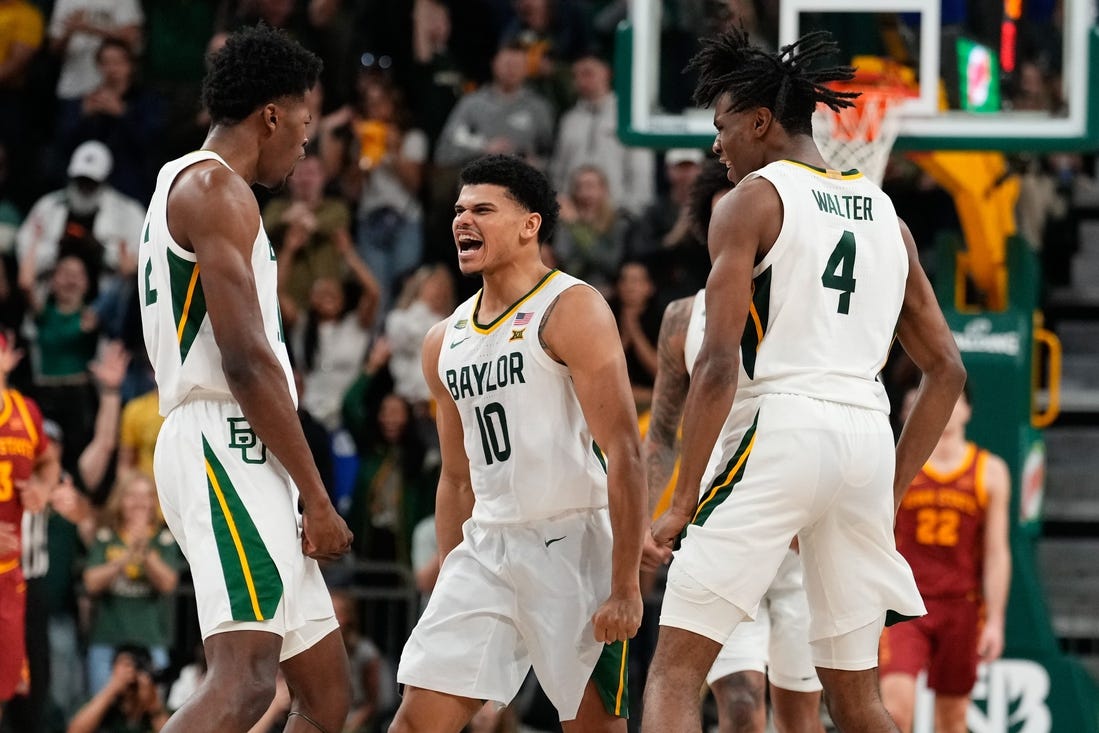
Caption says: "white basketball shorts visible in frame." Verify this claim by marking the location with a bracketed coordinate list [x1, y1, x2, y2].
[707, 548, 821, 692]
[665, 393, 925, 663]
[397, 507, 629, 721]
[155, 397, 336, 661]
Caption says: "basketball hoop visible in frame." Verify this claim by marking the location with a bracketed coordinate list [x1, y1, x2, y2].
[812, 61, 918, 186]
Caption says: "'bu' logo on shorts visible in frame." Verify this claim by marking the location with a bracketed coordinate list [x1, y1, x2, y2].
[227, 418, 267, 464]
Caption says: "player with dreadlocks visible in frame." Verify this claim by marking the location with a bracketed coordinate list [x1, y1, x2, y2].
[641, 28, 966, 733]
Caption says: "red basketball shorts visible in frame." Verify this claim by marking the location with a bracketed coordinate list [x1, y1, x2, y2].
[879, 595, 981, 696]
[0, 566, 27, 702]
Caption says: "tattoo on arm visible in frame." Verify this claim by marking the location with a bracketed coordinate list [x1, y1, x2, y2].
[648, 305, 691, 443]
[538, 290, 564, 359]
[645, 299, 693, 505]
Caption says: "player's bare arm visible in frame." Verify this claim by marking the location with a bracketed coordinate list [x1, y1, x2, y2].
[13, 398, 60, 513]
[168, 162, 352, 560]
[979, 452, 1012, 661]
[893, 218, 967, 510]
[640, 297, 692, 570]
[420, 320, 475, 558]
[644, 296, 693, 515]
[652, 179, 776, 547]
[20, 443, 60, 514]
[541, 285, 646, 643]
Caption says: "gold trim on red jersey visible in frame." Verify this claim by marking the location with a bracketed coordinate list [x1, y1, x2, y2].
[921, 442, 977, 485]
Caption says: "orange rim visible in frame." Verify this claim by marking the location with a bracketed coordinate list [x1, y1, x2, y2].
[819, 81, 916, 141]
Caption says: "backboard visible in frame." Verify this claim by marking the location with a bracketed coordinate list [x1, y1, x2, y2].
[616, 0, 1099, 152]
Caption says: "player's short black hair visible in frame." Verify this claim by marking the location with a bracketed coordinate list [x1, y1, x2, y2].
[688, 27, 857, 136]
[688, 158, 736, 243]
[201, 24, 322, 126]
[459, 155, 560, 243]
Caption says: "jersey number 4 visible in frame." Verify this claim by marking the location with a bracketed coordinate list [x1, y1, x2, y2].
[821, 230, 856, 314]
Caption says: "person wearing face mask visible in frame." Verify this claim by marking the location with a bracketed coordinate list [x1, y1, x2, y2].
[15, 141, 145, 329]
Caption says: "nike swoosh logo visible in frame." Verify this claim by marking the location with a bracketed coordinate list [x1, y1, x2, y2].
[544, 536, 566, 547]
[450, 337, 470, 349]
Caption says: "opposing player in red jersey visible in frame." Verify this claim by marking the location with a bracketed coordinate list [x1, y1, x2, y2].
[0, 332, 59, 724]
[880, 387, 1011, 733]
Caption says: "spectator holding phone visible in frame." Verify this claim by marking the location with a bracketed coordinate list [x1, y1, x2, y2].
[67, 645, 169, 733]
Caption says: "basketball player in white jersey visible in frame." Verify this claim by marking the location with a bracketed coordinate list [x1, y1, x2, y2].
[643, 161, 824, 733]
[388, 155, 646, 733]
[138, 25, 353, 733]
[641, 29, 967, 733]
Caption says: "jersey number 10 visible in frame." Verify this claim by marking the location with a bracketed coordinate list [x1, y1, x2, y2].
[475, 402, 512, 464]
[821, 230, 857, 314]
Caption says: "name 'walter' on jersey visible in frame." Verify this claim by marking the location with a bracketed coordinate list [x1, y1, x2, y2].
[734, 160, 910, 413]
[138, 151, 295, 416]
[439, 270, 608, 524]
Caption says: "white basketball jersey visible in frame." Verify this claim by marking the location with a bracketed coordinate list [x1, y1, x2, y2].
[682, 289, 729, 498]
[438, 270, 608, 524]
[734, 160, 908, 413]
[139, 151, 295, 416]
[684, 289, 705, 378]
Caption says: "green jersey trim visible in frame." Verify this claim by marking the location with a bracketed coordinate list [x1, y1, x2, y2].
[782, 159, 863, 180]
[741, 266, 772, 379]
[168, 248, 207, 362]
[470, 270, 559, 334]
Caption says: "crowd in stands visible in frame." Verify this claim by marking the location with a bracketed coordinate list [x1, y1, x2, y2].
[0, 1, 1091, 732]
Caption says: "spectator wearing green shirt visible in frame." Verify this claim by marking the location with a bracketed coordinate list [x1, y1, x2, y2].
[18, 249, 100, 471]
[82, 472, 181, 696]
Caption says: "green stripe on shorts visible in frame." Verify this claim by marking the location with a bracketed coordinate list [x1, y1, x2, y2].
[885, 609, 920, 627]
[591, 639, 629, 718]
[202, 435, 283, 621]
[692, 411, 759, 527]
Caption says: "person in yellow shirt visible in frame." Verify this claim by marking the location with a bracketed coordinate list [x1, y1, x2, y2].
[0, 0, 44, 186]
[118, 387, 163, 478]
[0, 0, 42, 89]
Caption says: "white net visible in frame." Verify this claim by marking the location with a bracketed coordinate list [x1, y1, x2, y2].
[812, 88, 907, 186]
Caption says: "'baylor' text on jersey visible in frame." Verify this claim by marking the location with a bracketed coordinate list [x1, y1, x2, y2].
[138, 151, 295, 416]
[734, 160, 909, 413]
[439, 270, 608, 524]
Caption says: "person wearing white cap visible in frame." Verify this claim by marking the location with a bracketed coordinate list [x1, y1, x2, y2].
[625, 147, 710, 300]
[68, 138, 113, 183]
[629, 149, 705, 256]
[663, 148, 705, 168]
[14, 139, 146, 303]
